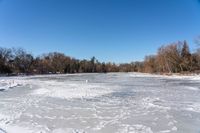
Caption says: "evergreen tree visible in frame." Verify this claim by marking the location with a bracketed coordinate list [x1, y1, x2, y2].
[181, 41, 192, 71]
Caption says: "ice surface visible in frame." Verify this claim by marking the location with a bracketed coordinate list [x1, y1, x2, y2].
[0, 73, 200, 133]
[32, 81, 113, 99]
[0, 79, 24, 91]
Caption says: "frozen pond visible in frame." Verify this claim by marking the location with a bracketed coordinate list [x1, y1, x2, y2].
[0, 73, 200, 133]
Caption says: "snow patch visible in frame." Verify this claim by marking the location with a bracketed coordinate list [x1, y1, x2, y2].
[32, 81, 113, 99]
[184, 86, 199, 91]
[141, 97, 170, 111]
[52, 128, 85, 133]
[129, 72, 200, 81]
[185, 103, 200, 113]
[118, 124, 153, 133]
[0, 113, 36, 133]
[0, 79, 25, 91]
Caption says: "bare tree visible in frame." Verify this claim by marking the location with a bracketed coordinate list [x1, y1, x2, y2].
[156, 42, 183, 73]
[0, 47, 13, 73]
[144, 55, 157, 73]
[13, 48, 34, 74]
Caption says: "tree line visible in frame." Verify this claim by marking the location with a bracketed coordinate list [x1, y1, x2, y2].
[0, 40, 200, 75]
[143, 41, 200, 74]
[0, 48, 119, 75]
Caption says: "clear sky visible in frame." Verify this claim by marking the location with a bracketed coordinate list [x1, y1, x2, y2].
[0, 0, 200, 63]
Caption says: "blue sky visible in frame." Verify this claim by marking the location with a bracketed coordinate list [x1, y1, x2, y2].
[0, 0, 200, 63]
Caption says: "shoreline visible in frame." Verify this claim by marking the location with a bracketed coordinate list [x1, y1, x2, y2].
[1, 71, 200, 77]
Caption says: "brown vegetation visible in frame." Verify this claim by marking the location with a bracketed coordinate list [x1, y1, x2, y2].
[0, 40, 200, 75]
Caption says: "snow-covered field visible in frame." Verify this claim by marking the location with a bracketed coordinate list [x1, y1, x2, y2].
[0, 73, 200, 133]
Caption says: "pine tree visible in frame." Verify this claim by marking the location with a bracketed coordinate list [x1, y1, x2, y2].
[181, 41, 192, 71]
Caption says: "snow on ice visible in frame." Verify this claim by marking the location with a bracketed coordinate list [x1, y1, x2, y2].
[0, 73, 200, 133]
